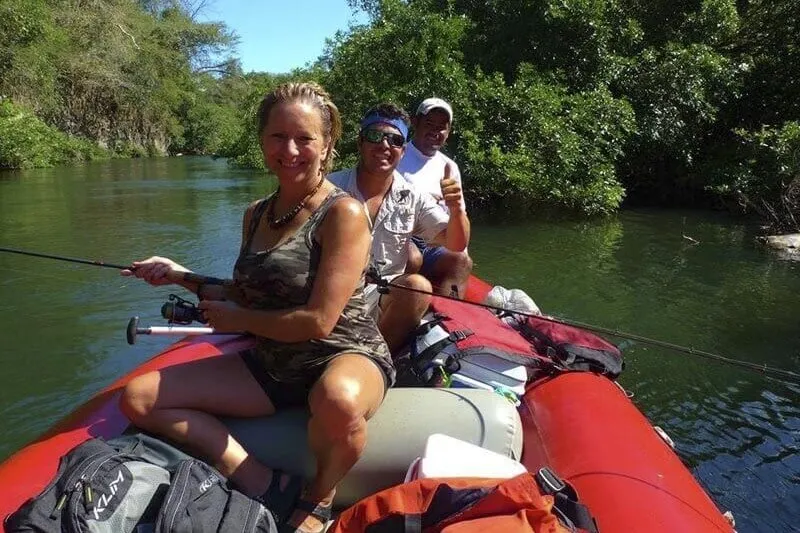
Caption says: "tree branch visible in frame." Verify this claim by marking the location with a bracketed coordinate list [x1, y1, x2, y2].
[195, 60, 235, 73]
[115, 23, 140, 50]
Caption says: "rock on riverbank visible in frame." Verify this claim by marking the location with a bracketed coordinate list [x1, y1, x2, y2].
[757, 233, 800, 260]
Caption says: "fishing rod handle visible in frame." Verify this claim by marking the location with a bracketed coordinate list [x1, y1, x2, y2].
[126, 316, 242, 344]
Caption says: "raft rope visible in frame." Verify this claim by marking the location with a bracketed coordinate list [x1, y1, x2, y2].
[375, 277, 800, 385]
[2, 246, 797, 384]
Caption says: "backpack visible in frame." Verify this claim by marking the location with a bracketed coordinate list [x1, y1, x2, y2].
[517, 316, 624, 379]
[4, 433, 277, 533]
[394, 297, 552, 389]
[329, 469, 599, 533]
[395, 296, 623, 388]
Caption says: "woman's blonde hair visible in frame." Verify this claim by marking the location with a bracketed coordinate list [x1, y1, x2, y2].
[256, 82, 342, 173]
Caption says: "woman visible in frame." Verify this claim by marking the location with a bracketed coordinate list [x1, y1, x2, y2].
[120, 82, 394, 533]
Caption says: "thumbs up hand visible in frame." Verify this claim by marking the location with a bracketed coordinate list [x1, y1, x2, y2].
[440, 163, 464, 213]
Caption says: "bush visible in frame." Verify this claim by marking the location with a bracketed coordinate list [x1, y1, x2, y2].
[704, 122, 800, 232]
[0, 98, 108, 169]
[460, 66, 635, 215]
[318, 2, 634, 215]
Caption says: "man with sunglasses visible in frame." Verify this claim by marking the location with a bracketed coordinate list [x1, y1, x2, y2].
[328, 103, 469, 353]
[397, 97, 473, 298]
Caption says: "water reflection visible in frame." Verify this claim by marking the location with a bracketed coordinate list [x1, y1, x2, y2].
[0, 158, 798, 531]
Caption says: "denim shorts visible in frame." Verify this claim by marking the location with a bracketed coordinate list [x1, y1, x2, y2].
[411, 236, 448, 275]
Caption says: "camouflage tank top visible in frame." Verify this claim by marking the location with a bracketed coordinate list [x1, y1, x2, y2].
[229, 188, 394, 385]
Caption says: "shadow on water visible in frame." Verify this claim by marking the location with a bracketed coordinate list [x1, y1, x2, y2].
[0, 158, 798, 530]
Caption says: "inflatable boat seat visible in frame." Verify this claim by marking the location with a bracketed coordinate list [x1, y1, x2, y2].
[223, 387, 523, 508]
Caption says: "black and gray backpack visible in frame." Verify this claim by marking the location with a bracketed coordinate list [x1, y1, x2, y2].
[4, 433, 277, 533]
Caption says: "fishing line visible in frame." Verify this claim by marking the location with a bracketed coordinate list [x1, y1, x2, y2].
[376, 277, 800, 384]
[3, 246, 796, 382]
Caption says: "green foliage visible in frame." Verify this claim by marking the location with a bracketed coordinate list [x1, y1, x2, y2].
[171, 71, 249, 155]
[681, 0, 740, 45]
[704, 122, 800, 232]
[322, 0, 470, 157]
[620, 44, 739, 157]
[462, 67, 634, 215]
[732, 0, 800, 127]
[615, 43, 742, 201]
[0, 0, 238, 167]
[424, 0, 636, 90]
[3, 0, 798, 227]
[0, 0, 48, 62]
[320, 0, 633, 215]
[0, 99, 108, 169]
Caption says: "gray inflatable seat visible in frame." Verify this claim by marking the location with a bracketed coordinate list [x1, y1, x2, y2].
[223, 387, 523, 508]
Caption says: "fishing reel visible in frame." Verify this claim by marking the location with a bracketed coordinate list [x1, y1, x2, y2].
[161, 294, 206, 325]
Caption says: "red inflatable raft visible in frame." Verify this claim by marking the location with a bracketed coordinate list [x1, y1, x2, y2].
[0, 276, 734, 532]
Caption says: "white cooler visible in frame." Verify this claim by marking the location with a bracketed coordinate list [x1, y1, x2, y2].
[405, 433, 527, 482]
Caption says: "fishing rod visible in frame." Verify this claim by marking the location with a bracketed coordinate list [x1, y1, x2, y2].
[0, 247, 238, 345]
[129, 275, 799, 382]
[0, 247, 232, 286]
[375, 278, 800, 384]
[125, 316, 242, 345]
[4, 246, 796, 382]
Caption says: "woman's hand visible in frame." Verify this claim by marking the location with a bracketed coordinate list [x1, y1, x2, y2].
[198, 299, 245, 333]
[121, 256, 190, 286]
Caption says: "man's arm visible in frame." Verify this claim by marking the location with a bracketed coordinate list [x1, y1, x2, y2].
[435, 202, 470, 251]
[431, 163, 469, 250]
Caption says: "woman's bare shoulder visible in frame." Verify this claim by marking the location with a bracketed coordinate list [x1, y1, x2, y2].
[328, 195, 366, 217]
[321, 195, 369, 236]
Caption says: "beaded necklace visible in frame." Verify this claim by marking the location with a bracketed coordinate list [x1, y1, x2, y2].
[267, 176, 325, 229]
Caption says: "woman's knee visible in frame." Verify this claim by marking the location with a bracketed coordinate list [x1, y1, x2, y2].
[309, 358, 385, 435]
[119, 371, 160, 422]
[308, 377, 364, 435]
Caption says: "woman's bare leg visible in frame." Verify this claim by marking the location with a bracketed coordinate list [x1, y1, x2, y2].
[119, 354, 276, 496]
[287, 353, 386, 532]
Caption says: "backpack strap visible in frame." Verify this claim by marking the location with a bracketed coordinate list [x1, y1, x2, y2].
[535, 467, 599, 533]
[404, 514, 422, 533]
[449, 345, 555, 370]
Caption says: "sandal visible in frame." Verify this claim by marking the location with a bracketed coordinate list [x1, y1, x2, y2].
[279, 496, 333, 533]
[257, 469, 305, 524]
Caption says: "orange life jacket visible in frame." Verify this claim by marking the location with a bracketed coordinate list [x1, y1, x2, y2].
[330, 471, 598, 533]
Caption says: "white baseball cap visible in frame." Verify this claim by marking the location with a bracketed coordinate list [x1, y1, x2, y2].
[415, 98, 453, 122]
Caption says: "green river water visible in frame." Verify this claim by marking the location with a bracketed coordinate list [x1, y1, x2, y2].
[0, 157, 797, 530]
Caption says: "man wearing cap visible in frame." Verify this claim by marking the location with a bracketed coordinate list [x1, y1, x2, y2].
[397, 97, 473, 297]
[329, 103, 469, 352]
